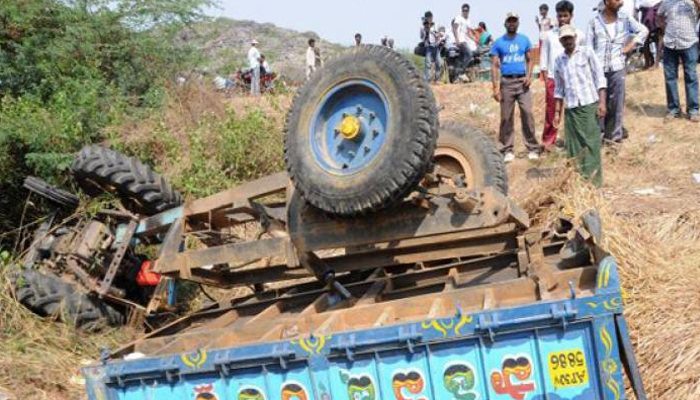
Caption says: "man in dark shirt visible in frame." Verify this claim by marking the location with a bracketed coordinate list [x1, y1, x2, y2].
[490, 12, 541, 163]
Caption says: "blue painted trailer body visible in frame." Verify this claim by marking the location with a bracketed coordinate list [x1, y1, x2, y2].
[84, 257, 640, 400]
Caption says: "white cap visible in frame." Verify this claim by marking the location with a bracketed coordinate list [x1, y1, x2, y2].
[251, 39, 259, 45]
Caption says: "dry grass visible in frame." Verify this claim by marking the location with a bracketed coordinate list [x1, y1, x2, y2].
[0, 267, 139, 399]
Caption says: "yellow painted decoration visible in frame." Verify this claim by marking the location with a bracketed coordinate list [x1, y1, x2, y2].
[181, 349, 207, 369]
[292, 335, 331, 355]
[421, 314, 473, 337]
[547, 349, 589, 389]
[599, 326, 621, 400]
[598, 259, 613, 289]
[337, 115, 361, 140]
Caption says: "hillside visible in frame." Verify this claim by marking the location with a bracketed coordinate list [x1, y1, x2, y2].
[179, 17, 346, 83]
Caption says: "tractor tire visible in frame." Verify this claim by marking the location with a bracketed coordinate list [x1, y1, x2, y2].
[71, 145, 182, 216]
[13, 269, 71, 317]
[285, 45, 439, 216]
[435, 121, 508, 195]
[23, 176, 80, 210]
[61, 291, 125, 332]
[12, 269, 125, 332]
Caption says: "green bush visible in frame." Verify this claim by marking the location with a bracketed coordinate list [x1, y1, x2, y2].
[0, 0, 212, 236]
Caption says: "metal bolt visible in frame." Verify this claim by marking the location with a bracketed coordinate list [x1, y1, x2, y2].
[364, 146, 371, 155]
[372, 129, 380, 138]
[334, 128, 340, 136]
[356, 105, 363, 114]
[369, 112, 376, 120]
[342, 112, 348, 118]
[348, 151, 356, 159]
[342, 163, 349, 169]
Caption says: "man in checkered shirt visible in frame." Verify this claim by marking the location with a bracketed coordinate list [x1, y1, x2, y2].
[587, 0, 648, 144]
[659, 0, 700, 122]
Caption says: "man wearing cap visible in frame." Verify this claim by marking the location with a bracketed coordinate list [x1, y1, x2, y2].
[540, 1, 586, 150]
[586, 0, 648, 144]
[490, 12, 541, 163]
[554, 25, 607, 187]
[248, 39, 262, 95]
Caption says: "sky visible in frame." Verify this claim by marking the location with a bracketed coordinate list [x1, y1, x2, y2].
[210, 0, 636, 49]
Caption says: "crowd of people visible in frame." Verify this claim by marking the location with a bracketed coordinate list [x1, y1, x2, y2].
[241, 0, 699, 188]
[486, 0, 698, 188]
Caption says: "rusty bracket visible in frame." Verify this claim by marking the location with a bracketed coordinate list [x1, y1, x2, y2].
[99, 219, 138, 297]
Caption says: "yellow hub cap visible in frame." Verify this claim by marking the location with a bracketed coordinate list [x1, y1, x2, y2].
[337, 115, 361, 140]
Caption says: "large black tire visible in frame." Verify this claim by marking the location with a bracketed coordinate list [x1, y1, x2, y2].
[285, 45, 439, 216]
[23, 176, 80, 209]
[71, 145, 182, 216]
[435, 121, 508, 195]
[12, 269, 125, 331]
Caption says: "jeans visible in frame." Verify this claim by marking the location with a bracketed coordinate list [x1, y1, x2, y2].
[251, 66, 261, 95]
[663, 45, 699, 116]
[424, 46, 443, 82]
[600, 69, 626, 142]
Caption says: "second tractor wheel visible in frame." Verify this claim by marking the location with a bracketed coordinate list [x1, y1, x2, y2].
[433, 121, 508, 194]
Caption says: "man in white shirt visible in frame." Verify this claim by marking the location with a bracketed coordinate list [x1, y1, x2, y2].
[306, 38, 319, 80]
[536, 3, 555, 44]
[247, 39, 261, 95]
[453, 4, 478, 66]
[540, 0, 585, 149]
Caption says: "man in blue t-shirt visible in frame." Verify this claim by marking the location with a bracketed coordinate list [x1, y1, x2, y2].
[490, 12, 541, 163]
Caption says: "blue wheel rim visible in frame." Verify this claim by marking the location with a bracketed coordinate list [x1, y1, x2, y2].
[310, 79, 390, 176]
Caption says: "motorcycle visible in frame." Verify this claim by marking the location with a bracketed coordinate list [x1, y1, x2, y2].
[234, 67, 279, 94]
[444, 45, 490, 84]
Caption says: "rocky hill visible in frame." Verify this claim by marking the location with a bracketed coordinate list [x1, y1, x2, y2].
[178, 18, 346, 83]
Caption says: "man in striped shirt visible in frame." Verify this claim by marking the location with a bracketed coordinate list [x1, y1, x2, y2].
[587, 0, 648, 144]
[554, 25, 607, 187]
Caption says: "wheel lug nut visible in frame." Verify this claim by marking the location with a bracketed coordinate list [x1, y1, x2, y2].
[369, 112, 376, 120]
[356, 105, 363, 114]
[348, 151, 356, 159]
[364, 146, 371, 154]
[334, 128, 340, 136]
[372, 129, 379, 138]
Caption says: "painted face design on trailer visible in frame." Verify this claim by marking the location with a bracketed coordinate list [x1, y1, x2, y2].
[238, 387, 265, 400]
[194, 384, 220, 400]
[490, 356, 536, 400]
[392, 370, 428, 400]
[347, 375, 376, 400]
[443, 363, 478, 400]
[281, 383, 309, 400]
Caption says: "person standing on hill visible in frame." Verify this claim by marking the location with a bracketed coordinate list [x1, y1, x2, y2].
[636, 0, 664, 68]
[453, 4, 479, 67]
[658, 0, 700, 122]
[554, 25, 607, 187]
[586, 0, 648, 144]
[421, 11, 443, 82]
[490, 12, 541, 163]
[536, 3, 555, 46]
[478, 22, 494, 46]
[540, 0, 586, 150]
[248, 39, 262, 96]
[354, 33, 363, 46]
[306, 38, 322, 80]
